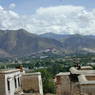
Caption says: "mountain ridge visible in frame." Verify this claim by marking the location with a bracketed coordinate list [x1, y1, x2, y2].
[0, 29, 63, 58]
[0, 29, 95, 58]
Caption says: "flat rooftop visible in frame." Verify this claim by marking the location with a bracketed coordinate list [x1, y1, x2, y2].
[56, 72, 70, 76]
[70, 66, 95, 75]
[78, 74, 95, 85]
[24, 93, 40, 95]
[0, 69, 20, 74]
[80, 66, 93, 70]
[23, 72, 41, 76]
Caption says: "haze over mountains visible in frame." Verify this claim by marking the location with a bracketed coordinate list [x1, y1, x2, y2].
[0, 29, 95, 58]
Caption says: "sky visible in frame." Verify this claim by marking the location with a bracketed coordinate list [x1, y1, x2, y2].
[0, 0, 95, 35]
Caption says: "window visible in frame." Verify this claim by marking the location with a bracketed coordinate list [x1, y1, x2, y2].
[7, 79, 10, 91]
[14, 77, 17, 88]
[18, 77, 21, 87]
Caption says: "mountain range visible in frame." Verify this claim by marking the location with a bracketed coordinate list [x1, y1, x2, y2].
[0, 29, 95, 58]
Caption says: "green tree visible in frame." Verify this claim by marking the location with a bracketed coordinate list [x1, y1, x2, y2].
[35, 68, 55, 94]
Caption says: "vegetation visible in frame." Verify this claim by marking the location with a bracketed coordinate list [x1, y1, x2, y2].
[34, 68, 55, 93]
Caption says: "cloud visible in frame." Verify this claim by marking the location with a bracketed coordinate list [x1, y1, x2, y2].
[0, 5, 95, 35]
[0, 6, 20, 29]
[9, 3, 16, 9]
[30, 6, 95, 35]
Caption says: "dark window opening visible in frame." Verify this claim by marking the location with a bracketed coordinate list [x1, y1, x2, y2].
[18, 77, 21, 87]
[7, 79, 10, 91]
[69, 73, 79, 82]
[14, 77, 17, 88]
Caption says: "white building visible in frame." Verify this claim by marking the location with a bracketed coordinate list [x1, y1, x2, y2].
[0, 68, 43, 95]
[0, 69, 22, 95]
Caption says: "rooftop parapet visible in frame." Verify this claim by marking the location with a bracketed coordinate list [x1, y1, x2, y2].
[56, 72, 70, 76]
[70, 66, 95, 75]
[0, 69, 20, 74]
[80, 66, 93, 70]
[23, 72, 41, 76]
[78, 74, 95, 85]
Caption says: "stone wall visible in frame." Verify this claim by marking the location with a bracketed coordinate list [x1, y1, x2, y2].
[86, 76, 95, 81]
[21, 73, 43, 95]
[56, 75, 71, 95]
[80, 84, 95, 95]
[22, 75, 39, 92]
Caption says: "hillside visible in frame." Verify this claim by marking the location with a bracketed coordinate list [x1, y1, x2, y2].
[0, 30, 95, 58]
[40, 33, 95, 55]
[40, 32, 70, 41]
[0, 29, 63, 58]
[62, 34, 95, 54]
